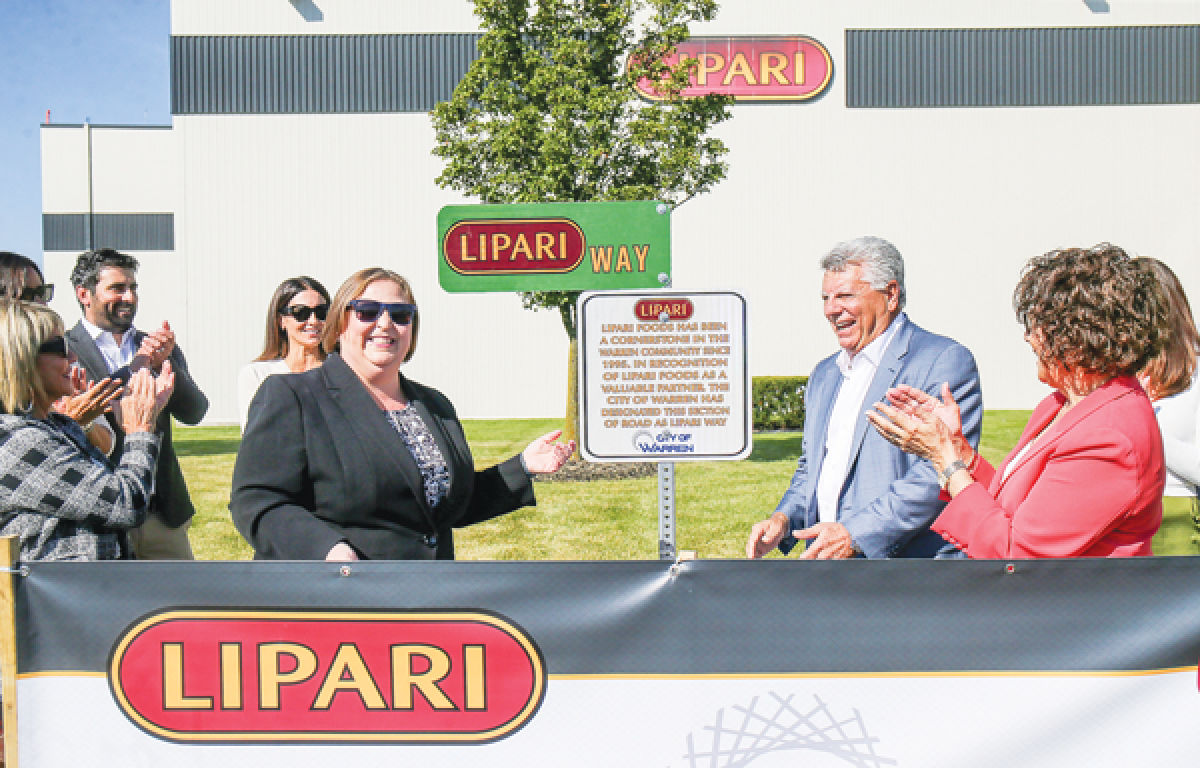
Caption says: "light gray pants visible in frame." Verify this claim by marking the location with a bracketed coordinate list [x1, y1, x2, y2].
[128, 516, 194, 560]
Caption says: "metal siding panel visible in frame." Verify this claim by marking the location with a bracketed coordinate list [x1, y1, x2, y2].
[92, 214, 175, 251]
[171, 33, 481, 114]
[43, 214, 172, 252]
[42, 214, 88, 252]
[847, 25, 1200, 108]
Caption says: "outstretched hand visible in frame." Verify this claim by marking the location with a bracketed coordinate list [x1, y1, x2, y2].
[521, 430, 576, 474]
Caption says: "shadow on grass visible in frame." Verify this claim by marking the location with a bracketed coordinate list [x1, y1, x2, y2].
[747, 433, 803, 462]
[175, 438, 242, 458]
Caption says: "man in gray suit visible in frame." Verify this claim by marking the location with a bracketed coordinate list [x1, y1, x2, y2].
[747, 236, 983, 560]
[66, 248, 209, 559]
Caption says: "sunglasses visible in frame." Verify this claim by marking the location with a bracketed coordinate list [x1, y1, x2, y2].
[37, 336, 69, 359]
[3, 284, 54, 303]
[347, 300, 417, 326]
[281, 304, 329, 323]
[22, 284, 54, 303]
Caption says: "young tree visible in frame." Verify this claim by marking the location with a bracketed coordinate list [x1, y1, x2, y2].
[431, 0, 732, 447]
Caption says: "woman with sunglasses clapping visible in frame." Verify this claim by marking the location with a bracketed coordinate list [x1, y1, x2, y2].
[231, 267, 575, 561]
[0, 251, 120, 457]
[0, 300, 174, 562]
[238, 277, 331, 432]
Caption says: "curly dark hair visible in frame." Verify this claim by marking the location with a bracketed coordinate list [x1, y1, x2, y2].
[69, 248, 139, 295]
[1013, 244, 1167, 378]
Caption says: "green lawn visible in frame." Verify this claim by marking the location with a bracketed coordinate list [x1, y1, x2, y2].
[176, 410, 1197, 560]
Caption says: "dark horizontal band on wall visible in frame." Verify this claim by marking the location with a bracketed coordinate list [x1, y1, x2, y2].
[171, 34, 480, 114]
[847, 25, 1200, 107]
[43, 214, 175, 252]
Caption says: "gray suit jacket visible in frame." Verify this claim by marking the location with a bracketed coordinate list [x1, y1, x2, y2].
[775, 317, 983, 559]
[66, 321, 209, 528]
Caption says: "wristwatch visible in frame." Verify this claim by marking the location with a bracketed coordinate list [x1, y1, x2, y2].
[939, 459, 969, 490]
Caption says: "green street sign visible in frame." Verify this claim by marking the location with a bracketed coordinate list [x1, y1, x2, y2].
[437, 201, 671, 293]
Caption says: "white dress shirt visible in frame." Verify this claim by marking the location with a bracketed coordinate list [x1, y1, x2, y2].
[238, 359, 291, 432]
[815, 313, 906, 524]
[80, 316, 138, 373]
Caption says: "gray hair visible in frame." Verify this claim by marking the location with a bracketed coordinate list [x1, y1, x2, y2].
[819, 236, 906, 310]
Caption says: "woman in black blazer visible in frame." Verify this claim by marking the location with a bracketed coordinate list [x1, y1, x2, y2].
[230, 267, 574, 560]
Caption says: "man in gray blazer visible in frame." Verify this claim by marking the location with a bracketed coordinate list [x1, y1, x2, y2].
[66, 248, 209, 559]
[747, 237, 983, 560]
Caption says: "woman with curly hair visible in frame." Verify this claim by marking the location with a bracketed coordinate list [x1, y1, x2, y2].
[869, 244, 1167, 558]
[1137, 258, 1200, 554]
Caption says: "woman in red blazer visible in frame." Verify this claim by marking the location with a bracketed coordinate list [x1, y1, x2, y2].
[869, 244, 1168, 558]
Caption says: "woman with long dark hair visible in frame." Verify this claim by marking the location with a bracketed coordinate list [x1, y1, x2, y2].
[237, 276, 330, 431]
[1138, 258, 1200, 554]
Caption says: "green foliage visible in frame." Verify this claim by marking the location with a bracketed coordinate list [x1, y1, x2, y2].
[431, 0, 734, 337]
[752, 376, 807, 431]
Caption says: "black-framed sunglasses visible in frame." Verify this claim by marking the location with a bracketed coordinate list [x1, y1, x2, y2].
[280, 304, 329, 323]
[346, 300, 417, 326]
[37, 336, 69, 359]
[20, 284, 54, 303]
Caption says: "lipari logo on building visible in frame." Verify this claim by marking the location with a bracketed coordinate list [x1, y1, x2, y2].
[634, 36, 833, 102]
[108, 609, 546, 744]
[438, 202, 671, 293]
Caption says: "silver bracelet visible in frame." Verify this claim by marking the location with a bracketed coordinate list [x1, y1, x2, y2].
[939, 459, 969, 490]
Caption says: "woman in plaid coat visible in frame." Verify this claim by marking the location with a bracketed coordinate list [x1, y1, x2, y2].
[0, 300, 174, 562]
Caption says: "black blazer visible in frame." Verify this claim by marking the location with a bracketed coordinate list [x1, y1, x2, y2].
[66, 321, 210, 528]
[229, 353, 536, 560]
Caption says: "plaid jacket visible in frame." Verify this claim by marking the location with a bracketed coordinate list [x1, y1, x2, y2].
[0, 413, 161, 562]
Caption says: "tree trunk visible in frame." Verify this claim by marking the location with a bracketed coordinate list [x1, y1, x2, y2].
[559, 299, 580, 451]
[565, 337, 579, 449]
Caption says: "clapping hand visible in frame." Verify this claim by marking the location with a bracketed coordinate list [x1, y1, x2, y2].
[867, 383, 963, 468]
[520, 430, 576, 474]
[134, 321, 176, 372]
[54, 367, 123, 425]
[119, 362, 175, 434]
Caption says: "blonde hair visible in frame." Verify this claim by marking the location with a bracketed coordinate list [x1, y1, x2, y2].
[0, 300, 64, 414]
[322, 268, 419, 362]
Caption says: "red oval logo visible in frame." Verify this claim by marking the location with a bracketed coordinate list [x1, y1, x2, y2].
[443, 218, 585, 274]
[108, 609, 545, 744]
[634, 36, 833, 102]
[634, 298, 694, 322]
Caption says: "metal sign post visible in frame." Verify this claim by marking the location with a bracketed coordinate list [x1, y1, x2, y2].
[657, 462, 675, 560]
[577, 291, 750, 560]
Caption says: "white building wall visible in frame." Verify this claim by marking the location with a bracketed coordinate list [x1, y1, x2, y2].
[40, 125, 191, 367]
[43, 0, 1200, 422]
[173, 114, 569, 424]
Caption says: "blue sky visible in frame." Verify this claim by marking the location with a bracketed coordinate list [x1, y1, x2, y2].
[0, 0, 171, 265]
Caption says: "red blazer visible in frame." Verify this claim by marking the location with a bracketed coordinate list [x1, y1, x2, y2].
[932, 377, 1164, 558]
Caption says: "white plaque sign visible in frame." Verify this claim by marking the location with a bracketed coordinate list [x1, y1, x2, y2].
[578, 291, 750, 462]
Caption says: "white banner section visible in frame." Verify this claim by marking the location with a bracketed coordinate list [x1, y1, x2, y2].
[19, 671, 1200, 767]
[578, 291, 750, 462]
